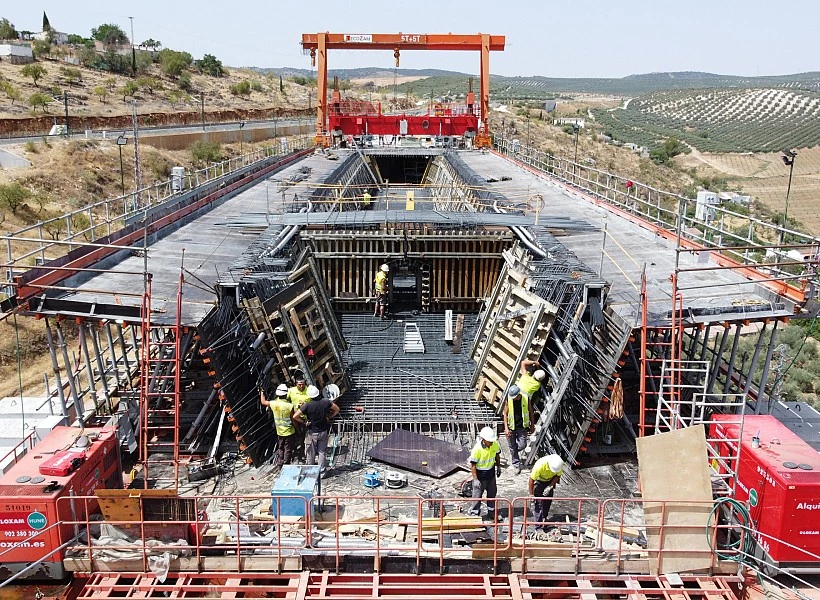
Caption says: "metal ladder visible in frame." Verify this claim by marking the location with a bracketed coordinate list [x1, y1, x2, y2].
[403, 323, 425, 353]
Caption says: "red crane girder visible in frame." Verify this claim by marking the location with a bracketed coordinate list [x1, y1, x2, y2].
[301, 33, 505, 147]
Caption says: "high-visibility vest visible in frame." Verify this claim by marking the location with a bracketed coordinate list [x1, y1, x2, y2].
[516, 372, 541, 397]
[507, 392, 531, 429]
[470, 440, 500, 471]
[363, 192, 371, 206]
[271, 399, 295, 437]
[374, 271, 387, 293]
[530, 456, 563, 483]
[287, 386, 310, 408]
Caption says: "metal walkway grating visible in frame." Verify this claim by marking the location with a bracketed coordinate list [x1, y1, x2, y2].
[338, 312, 497, 424]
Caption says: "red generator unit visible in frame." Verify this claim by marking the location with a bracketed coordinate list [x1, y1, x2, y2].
[0, 425, 121, 580]
[709, 414, 820, 573]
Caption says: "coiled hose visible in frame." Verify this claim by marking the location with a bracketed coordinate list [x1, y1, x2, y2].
[708, 497, 756, 564]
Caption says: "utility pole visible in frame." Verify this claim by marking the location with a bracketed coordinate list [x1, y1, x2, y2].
[129, 17, 136, 78]
[573, 125, 580, 164]
[200, 92, 205, 131]
[132, 102, 143, 204]
[63, 91, 69, 136]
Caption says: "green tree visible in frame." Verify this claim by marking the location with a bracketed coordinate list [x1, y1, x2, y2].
[158, 49, 193, 78]
[141, 38, 162, 51]
[195, 53, 226, 77]
[136, 76, 161, 95]
[177, 72, 192, 92]
[135, 50, 154, 74]
[0, 18, 19, 40]
[92, 85, 108, 103]
[30, 39, 51, 58]
[21, 63, 47, 87]
[166, 90, 187, 107]
[59, 66, 82, 87]
[0, 182, 32, 215]
[190, 141, 223, 165]
[2, 82, 22, 105]
[77, 46, 98, 67]
[91, 23, 129, 46]
[279, 74, 284, 93]
[28, 92, 50, 112]
[119, 80, 139, 102]
[67, 33, 87, 45]
[42, 11, 51, 32]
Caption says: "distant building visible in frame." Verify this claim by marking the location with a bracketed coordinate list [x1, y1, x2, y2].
[543, 100, 557, 112]
[695, 190, 718, 222]
[34, 30, 69, 45]
[554, 117, 585, 128]
[94, 40, 131, 55]
[0, 43, 34, 64]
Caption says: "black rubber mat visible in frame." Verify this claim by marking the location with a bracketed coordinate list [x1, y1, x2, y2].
[366, 428, 471, 478]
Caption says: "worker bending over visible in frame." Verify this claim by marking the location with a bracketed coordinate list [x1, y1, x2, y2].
[469, 427, 501, 516]
[260, 383, 297, 466]
[374, 263, 389, 320]
[516, 360, 546, 398]
[504, 385, 534, 474]
[293, 385, 339, 476]
[528, 454, 564, 531]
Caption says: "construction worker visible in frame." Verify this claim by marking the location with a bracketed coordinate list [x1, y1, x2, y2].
[260, 384, 297, 466]
[293, 385, 339, 476]
[287, 376, 311, 409]
[363, 189, 372, 208]
[374, 263, 389, 320]
[503, 385, 535, 474]
[469, 427, 501, 516]
[516, 360, 546, 398]
[528, 454, 564, 531]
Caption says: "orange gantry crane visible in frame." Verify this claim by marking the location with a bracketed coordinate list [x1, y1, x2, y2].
[300, 33, 505, 147]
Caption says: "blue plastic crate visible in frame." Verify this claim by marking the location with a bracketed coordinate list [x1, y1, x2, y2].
[270, 465, 321, 518]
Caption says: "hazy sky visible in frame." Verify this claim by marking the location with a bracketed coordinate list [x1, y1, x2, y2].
[4, 1, 818, 78]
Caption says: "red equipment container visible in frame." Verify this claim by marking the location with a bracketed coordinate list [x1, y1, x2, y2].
[0, 426, 121, 580]
[709, 414, 820, 571]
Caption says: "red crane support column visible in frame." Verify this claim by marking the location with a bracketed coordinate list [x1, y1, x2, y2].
[316, 32, 328, 146]
[476, 33, 492, 148]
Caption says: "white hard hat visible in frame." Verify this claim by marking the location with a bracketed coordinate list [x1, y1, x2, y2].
[479, 427, 497, 443]
[275, 383, 288, 397]
[547, 454, 564, 473]
[322, 383, 340, 401]
[533, 370, 546, 381]
[381, 263, 390, 272]
[306, 385, 320, 399]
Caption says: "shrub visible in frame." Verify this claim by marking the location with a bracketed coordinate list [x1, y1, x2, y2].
[92, 85, 108, 102]
[177, 72, 193, 92]
[158, 49, 193, 78]
[119, 80, 139, 102]
[59, 66, 82, 87]
[196, 54, 226, 77]
[191, 141, 222, 165]
[24, 141, 38, 153]
[0, 182, 32, 214]
[230, 80, 251, 96]
[250, 80, 263, 93]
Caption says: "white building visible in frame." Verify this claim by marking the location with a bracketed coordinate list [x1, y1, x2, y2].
[34, 30, 69, 45]
[695, 190, 719, 222]
[0, 43, 34, 64]
[553, 117, 585, 129]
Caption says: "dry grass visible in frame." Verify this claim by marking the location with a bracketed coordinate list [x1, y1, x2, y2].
[677, 146, 820, 233]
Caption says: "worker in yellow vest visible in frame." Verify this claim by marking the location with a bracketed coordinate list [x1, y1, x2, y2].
[374, 263, 389, 320]
[363, 190, 372, 208]
[528, 454, 564, 531]
[287, 376, 311, 408]
[503, 385, 535, 474]
[516, 360, 546, 397]
[468, 427, 501, 516]
[260, 384, 297, 466]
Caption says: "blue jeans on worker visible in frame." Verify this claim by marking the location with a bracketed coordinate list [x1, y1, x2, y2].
[507, 429, 527, 467]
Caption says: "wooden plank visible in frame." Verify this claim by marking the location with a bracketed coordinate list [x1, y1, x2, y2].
[637, 425, 714, 576]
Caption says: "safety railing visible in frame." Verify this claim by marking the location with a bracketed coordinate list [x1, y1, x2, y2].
[494, 135, 820, 303]
[0, 429, 38, 473]
[1, 135, 312, 273]
[41, 492, 774, 577]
